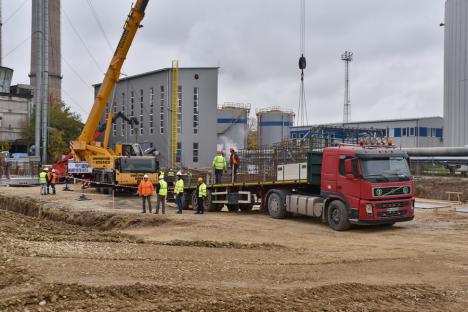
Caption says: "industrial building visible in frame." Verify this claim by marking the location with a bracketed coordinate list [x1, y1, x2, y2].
[443, 0, 467, 147]
[0, 67, 33, 153]
[290, 117, 444, 148]
[256, 107, 295, 146]
[217, 103, 250, 151]
[96, 67, 218, 168]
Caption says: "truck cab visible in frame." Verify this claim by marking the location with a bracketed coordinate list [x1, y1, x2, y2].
[321, 146, 414, 230]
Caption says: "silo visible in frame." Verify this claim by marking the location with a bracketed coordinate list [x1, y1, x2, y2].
[444, 0, 468, 146]
[0, 66, 13, 93]
[256, 107, 295, 146]
[217, 103, 251, 151]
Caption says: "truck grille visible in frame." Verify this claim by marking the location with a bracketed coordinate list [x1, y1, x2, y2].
[375, 202, 408, 209]
[377, 210, 408, 218]
[373, 186, 411, 197]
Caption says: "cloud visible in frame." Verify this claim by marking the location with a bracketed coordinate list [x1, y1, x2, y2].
[2, 0, 445, 124]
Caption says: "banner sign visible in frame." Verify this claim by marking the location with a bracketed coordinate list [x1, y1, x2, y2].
[68, 161, 93, 174]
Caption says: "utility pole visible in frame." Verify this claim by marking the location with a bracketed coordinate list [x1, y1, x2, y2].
[0, 0, 3, 66]
[34, 0, 44, 158]
[41, 0, 50, 163]
[341, 51, 353, 124]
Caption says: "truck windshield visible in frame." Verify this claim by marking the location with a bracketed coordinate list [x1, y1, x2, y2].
[119, 158, 157, 173]
[360, 157, 411, 182]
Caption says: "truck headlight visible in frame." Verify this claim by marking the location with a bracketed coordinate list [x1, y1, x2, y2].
[366, 204, 373, 216]
[410, 201, 415, 213]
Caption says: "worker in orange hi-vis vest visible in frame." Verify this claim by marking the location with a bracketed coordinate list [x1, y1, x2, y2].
[229, 148, 240, 182]
[138, 174, 154, 213]
[50, 169, 58, 195]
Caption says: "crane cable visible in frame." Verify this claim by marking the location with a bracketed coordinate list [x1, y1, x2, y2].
[297, 0, 308, 127]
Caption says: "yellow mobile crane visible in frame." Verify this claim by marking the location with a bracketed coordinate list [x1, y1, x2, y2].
[70, 0, 158, 192]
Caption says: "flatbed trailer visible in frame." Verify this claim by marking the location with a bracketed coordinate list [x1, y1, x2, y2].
[176, 145, 415, 231]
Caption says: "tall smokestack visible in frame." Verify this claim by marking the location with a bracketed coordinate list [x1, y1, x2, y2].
[0, 0, 3, 66]
[31, 0, 61, 104]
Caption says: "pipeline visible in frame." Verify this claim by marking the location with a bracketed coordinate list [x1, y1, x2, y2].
[403, 147, 468, 157]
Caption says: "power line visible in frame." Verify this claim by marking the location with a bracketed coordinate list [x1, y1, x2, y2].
[3, 0, 28, 26]
[62, 87, 89, 117]
[61, 6, 105, 74]
[85, 0, 114, 52]
[3, 35, 31, 60]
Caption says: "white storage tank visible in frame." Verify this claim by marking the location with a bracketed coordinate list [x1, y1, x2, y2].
[256, 107, 295, 146]
[444, 0, 468, 146]
[217, 103, 251, 151]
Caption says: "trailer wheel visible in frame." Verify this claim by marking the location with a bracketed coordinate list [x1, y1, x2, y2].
[227, 204, 239, 212]
[191, 190, 220, 212]
[182, 193, 190, 210]
[327, 200, 351, 231]
[267, 191, 287, 219]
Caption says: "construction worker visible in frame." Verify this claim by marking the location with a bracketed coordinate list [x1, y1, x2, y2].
[50, 169, 58, 195]
[39, 168, 48, 195]
[195, 177, 207, 214]
[155, 174, 167, 214]
[212, 151, 227, 184]
[46, 168, 52, 194]
[229, 148, 240, 182]
[174, 172, 184, 214]
[138, 174, 154, 213]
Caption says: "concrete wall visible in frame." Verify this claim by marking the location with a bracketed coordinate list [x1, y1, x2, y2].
[443, 0, 468, 147]
[96, 67, 218, 168]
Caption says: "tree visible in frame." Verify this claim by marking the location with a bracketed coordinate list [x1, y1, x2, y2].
[23, 102, 83, 162]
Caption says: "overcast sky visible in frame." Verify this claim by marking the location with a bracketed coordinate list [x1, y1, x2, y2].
[3, 0, 446, 124]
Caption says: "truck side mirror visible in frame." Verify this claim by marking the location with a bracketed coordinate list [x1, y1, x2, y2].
[351, 158, 362, 178]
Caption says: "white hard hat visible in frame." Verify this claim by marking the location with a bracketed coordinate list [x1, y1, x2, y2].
[143, 174, 149, 179]
[44, 167, 49, 171]
[176, 171, 182, 176]
[52, 169, 56, 173]
[159, 175, 164, 179]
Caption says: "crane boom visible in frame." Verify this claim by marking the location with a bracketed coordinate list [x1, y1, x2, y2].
[78, 0, 149, 144]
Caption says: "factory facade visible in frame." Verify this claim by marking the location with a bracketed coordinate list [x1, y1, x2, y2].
[96, 67, 219, 168]
[290, 117, 444, 148]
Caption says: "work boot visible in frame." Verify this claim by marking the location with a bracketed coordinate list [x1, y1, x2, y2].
[141, 211, 146, 214]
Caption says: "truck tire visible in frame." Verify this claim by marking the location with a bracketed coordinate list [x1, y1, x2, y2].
[102, 174, 112, 195]
[327, 200, 351, 231]
[227, 204, 239, 212]
[267, 191, 288, 219]
[191, 190, 221, 212]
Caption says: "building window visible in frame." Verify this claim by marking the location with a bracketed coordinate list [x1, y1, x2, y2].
[402, 128, 407, 137]
[130, 126, 134, 136]
[150, 87, 154, 114]
[122, 92, 126, 113]
[121, 124, 126, 137]
[130, 91, 135, 116]
[193, 87, 199, 134]
[149, 114, 154, 134]
[139, 115, 144, 135]
[176, 142, 182, 164]
[178, 86, 182, 134]
[160, 86, 165, 134]
[193, 143, 199, 163]
[112, 124, 117, 136]
[409, 127, 415, 136]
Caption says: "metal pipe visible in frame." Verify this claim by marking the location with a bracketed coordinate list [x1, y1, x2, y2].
[404, 147, 468, 157]
[34, 0, 43, 158]
[41, 0, 49, 163]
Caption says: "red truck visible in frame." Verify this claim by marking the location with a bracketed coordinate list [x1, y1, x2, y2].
[181, 144, 415, 231]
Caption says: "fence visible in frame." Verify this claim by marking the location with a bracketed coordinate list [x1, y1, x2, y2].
[0, 157, 41, 186]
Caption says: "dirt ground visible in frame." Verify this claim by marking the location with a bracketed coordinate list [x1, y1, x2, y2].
[1, 185, 468, 311]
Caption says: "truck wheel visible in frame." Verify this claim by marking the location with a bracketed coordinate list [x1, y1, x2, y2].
[182, 193, 190, 210]
[327, 201, 351, 231]
[268, 191, 287, 219]
[191, 190, 221, 212]
[102, 174, 112, 195]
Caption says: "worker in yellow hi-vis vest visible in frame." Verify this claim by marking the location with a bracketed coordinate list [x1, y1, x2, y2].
[212, 151, 227, 184]
[174, 172, 184, 214]
[195, 177, 207, 214]
[156, 174, 167, 214]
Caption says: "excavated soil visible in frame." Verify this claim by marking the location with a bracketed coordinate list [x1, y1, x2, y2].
[1, 186, 468, 311]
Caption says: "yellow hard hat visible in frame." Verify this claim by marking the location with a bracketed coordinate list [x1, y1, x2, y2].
[198, 177, 203, 182]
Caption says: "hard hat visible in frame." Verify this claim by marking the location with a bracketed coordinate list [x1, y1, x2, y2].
[159, 175, 164, 180]
[52, 169, 56, 173]
[44, 167, 49, 171]
[176, 171, 182, 176]
[230, 147, 235, 152]
[143, 174, 149, 179]
[198, 177, 203, 182]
